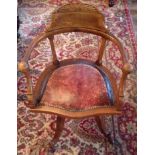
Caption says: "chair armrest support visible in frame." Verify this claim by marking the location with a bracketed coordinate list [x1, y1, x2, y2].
[18, 61, 34, 106]
[119, 63, 133, 97]
[17, 33, 48, 108]
[103, 31, 133, 99]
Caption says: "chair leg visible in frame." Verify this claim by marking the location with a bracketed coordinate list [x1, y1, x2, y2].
[50, 116, 65, 146]
[95, 116, 113, 144]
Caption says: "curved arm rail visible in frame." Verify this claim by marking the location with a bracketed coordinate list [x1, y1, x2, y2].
[23, 32, 48, 62]
[18, 27, 133, 107]
[22, 27, 129, 65]
[119, 63, 133, 98]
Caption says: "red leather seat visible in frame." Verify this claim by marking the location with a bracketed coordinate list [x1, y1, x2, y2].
[41, 64, 112, 110]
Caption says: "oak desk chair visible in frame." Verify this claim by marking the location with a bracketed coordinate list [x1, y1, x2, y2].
[18, 4, 132, 147]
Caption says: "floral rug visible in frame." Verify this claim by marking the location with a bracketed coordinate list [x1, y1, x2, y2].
[17, 0, 137, 154]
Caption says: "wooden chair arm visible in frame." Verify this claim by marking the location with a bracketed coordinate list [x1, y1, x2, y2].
[23, 32, 48, 62]
[104, 32, 133, 99]
[17, 32, 48, 107]
[122, 63, 133, 73]
[119, 63, 133, 97]
[18, 61, 33, 105]
[18, 61, 29, 72]
[106, 32, 127, 64]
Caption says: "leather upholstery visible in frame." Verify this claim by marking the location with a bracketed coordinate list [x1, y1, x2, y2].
[41, 64, 113, 110]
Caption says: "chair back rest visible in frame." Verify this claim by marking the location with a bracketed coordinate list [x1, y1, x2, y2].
[45, 4, 109, 65]
[47, 3, 106, 32]
[23, 3, 127, 66]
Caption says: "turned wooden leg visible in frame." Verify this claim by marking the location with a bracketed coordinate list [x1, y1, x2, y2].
[95, 116, 113, 144]
[51, 116, 65, 145]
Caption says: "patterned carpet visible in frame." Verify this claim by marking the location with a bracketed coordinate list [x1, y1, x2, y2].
[17, 0, 137, 154]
